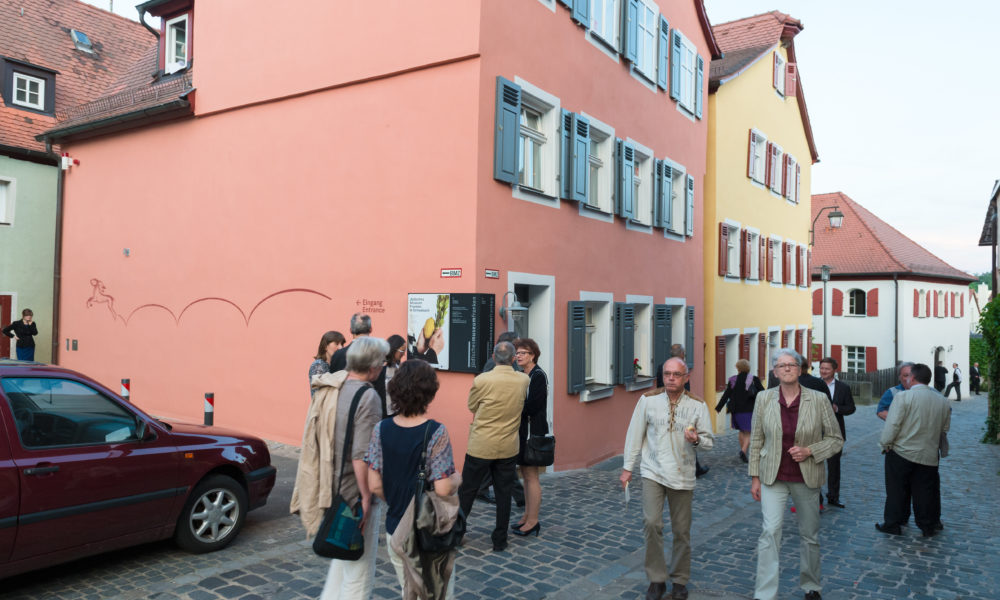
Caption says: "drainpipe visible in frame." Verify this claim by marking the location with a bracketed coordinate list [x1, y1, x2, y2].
[138, 8, 161, 41]
[49, 142, 64, 364]
[893, 273, 899, 367]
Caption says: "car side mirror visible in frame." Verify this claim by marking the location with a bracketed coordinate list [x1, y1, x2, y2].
[136, 419, 149, 442]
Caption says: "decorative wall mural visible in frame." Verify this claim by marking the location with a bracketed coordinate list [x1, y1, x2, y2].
[85, 279, 332, 326]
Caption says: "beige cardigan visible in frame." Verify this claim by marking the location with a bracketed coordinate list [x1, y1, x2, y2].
[748, 386, 843, 489]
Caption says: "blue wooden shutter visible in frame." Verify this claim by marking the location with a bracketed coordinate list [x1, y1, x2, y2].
[669, 30, 681, 101]
[572, 113, 590, 202]
[685, 174, 694, 236]
[695, 55, 704, 119]
[494, 76, 521, 184]
[616, 139, 636, 220]
[653, 159, 664, 227]
[623, 0, 639, 63]
[685, 306, 695, 371]
[571, 0, 589, 26]
[560, 109, 573, 199]
[615, 302, 635, 385]
[567, 301, 586, 393]
[657, 16, 669, 90]
[661, 163, 673, 230]
[653, 304, 672, 377]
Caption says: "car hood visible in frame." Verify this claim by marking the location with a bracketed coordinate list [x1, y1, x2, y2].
[162, 420, 267, 444]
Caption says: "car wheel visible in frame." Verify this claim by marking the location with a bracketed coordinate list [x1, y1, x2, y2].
[174, 474, 248, 553]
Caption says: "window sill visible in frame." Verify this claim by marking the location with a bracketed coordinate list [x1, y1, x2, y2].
[580, 383, 615, 403]
[582, 202, 611, 215]
[626, 377, 654, 392]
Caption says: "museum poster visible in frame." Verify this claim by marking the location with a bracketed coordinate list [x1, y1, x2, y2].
[407, 293, 495, 373]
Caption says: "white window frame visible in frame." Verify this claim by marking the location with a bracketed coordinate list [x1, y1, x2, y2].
[773, 51, 786, 96]
[848, 289, 866, 316]
[770, 235, 783, 286]
[677, 31, 698, 114]
[12, 72, 45, 110]
[798, 245, 808, 287]
[784, 154, 797, 201]
[629, 139, 654, 227]
[580, 292, 614, 396]
[917, 289, 926, 318]
[512, 78, 560, 205]
[746, 228, 761, 281]
[627, 295, 654, 386]
[750, 129, 767, 184]
[633, 0, 659, 82]
[769, 143, 783, 195]
[0, 177, 14, 226]
[589, 0, 621, 51]
[580, 113, 615, 219]
[165, 14, 189, 74]
[845, 346, 865, 374]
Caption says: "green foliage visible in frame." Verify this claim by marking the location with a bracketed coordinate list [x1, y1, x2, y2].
[978, 297, 1000, 443]
[970, 336, 989, 380]
[972, 272, 991, 287]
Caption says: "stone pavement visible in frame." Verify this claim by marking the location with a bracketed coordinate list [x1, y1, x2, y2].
[4, 394, 998, 599]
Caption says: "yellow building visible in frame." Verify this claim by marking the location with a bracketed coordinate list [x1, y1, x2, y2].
[703, 12, 820, 432]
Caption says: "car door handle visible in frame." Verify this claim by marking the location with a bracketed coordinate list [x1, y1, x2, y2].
[25, 465, 60, 476]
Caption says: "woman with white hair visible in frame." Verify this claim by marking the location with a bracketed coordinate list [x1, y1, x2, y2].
[321, 336, 390, 599]
[747, 348, 843, 600]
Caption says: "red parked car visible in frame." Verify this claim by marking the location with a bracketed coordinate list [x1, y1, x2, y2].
[0, 360, 276, 578]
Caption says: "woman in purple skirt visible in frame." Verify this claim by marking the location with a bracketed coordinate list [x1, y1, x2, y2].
[716, 359, 763, 462]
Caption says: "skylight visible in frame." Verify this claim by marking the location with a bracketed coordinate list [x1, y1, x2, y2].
[71, 29, 94, 53]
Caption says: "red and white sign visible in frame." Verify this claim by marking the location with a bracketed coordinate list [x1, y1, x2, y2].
[440, 268, 462, 278]
[485, 269, 499, 279]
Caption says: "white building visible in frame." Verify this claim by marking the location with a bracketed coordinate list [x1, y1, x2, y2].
[969, 283, 990, 334]
[811, 192, 975, 395]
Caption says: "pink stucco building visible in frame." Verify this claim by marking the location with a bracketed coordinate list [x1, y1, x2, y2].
[43, 0, 720, 469]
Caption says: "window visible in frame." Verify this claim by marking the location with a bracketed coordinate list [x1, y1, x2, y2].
[767, 143, 783, 194]
[1, 378, 141, 448]
[631, 301, 652, 380]
[165, 14, 189, 74]
[784, 155, 797, 201]
[748, 129, 767, 183]
[773, 52, 786, 96]
[70, 29, 94, 53]
[631, 143, 654, 226]
[798, 246, 808, 287]
[520, 106, 546, 190]
[718, 223, 740, 278]
[0, 178, 11, 225]
[584, 116, 614, 213]
[770, 237, 782, 283]
[633, 1, 658, 81]
[493, 78, 559, 198]
[670, 30, 703, 117]
[590, 0, 620, 48]
[845, 346, 865, 374]
[13, 72, 44, 110]
[585, 305, 596, 382]
[746, 230, 760, 280]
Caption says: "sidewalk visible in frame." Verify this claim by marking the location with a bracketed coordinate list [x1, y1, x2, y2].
[4, 394, 998, 599]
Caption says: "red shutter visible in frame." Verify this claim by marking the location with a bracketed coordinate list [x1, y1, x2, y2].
[830, 344, 842, 369]
[758, 335, 768, 380]
[764, 143, 773, 188]
[951, 292, 956, 316]
[782, 242, 790, 284]
[832, 288, 843, 316]
[807, 329, 814, 361]
[795, 247, 803, 286]
[785, 63, 798, 97]
[794, 329, 803, 355]
[766, 240, 774, 281]
[759, 235, 768, 280]
[868, 288, 879, 317]
[718, 223, 729, 276]
[739, 334, 750, 360]
[781, 155, 789, 196]
[781, 330, 789, 348]
[812, 289, 823, 315]
[944, 293, 950, 317]
[961, 293, 965, 316]
[806, 250, 812, 282]
[865, 346, 877, 372]
[933, 291, 939, 317]
[747, 130, 755, 179]
[913, 289, 919, 317]
[926, 291, 931, 316]
[739, 229, 748, 279]
[715, 336, 727, 391]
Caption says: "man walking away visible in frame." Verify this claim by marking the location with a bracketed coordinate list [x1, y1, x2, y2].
[621, 358, 713, 600]
[876, 363, 950, 537]
[943, 363, 962, 401]
[477, 331, 526, 508]
[457, 342, 529, 552]
[969, 363, 981, 395]
[933, 361, 947, 393]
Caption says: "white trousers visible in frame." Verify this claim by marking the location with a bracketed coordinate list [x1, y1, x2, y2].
[321, 500, 384, 600]
[755, 480, 822, 600]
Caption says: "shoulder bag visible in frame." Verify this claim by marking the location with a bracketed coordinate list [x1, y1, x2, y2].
[522, 368, 555, 467]
[414, 421, 466, 553]
[313, 384, 370, 559]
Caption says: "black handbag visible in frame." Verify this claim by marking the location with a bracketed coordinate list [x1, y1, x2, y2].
[313, 385, 370, 560]
[523, 434, 555, 467]
[413, 421, 466, 553]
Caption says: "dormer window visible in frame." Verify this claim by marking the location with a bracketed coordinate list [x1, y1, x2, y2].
[13, 72, 45, 110]
[71, 29, 94, 53]
[165, 14, 188, 74]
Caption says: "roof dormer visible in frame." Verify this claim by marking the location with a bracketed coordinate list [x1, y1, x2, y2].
[138, 0, 193, 77]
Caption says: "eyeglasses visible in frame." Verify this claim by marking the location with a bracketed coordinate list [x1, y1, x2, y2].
[395, 348, 405, 355]
[515, 351, 531, 356]
[774, 363, 801, 370]
[663, 371, 687, 379]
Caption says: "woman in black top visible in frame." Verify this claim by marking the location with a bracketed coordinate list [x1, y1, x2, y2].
[3, 309, 38, 361]
[512, 338, 548, 537]
[715, 359, 763, 462]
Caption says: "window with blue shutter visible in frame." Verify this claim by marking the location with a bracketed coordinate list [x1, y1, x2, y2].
[623, 0, 639, 63]
[494, 76, 521, 184]
[685, 174, 694, 236]
[695, 55, 704, 119]
[572, 113, 590, 203]
[614, 302, 635, 385]
[657, 16, 669, 90]
[685, 306, 695, 371]
[561, 109, 573, 199]
[661, 163, 674, 230]
[653, 160, 664, 227]
[616, 139, 636, 220]
[669, 29, 681, 102]
[571, 0, 589, 25]
[653, 304, 672, 376]
[567, 301, 587, 393]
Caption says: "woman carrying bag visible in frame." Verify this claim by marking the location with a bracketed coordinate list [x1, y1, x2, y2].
[715, 359, 764, 463]
[512, 338, 549, 538]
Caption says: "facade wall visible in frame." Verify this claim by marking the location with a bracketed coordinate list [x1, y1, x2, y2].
[0, 155, 56, 363]
[704, 42, 812, 428]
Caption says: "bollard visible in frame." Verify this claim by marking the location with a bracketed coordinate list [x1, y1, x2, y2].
[121, 379, 131, 402]
[204, 393, 214, 426]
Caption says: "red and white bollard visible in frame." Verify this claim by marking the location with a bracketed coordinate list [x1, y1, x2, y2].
[121, 379, 131, 402]
[204, 393, 214, 426]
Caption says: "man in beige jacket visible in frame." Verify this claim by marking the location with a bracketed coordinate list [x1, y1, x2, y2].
[457, 341, 529, 552]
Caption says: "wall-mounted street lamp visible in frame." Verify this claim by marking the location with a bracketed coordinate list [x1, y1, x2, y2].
[499, 291, 529, 333]
[821, 265, 831, 358]
[809, 205, 845, 246]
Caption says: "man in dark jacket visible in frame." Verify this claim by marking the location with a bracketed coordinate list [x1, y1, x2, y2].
[934, 361, 948, 392]
[819, 357, 856, 508]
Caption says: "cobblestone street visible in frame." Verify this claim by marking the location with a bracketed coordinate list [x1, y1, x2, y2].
[4, 395, 998, 600]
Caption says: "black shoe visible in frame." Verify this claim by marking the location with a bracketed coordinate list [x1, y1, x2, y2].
[511, 523, 540, 537]
[695, 465, 709, 478]
[671, 583, 689, 600]
[645, 582, 667, 600]
[921, 528, 937, 538]
[492, 540, 507, 552]
[935, 521, 944, 531]
[804, 592, 822, 600]
[826, 498, 845, 508]
[875, 522, 902, 535]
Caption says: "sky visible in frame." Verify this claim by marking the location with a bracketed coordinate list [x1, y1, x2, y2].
[83, 0, 998, 276]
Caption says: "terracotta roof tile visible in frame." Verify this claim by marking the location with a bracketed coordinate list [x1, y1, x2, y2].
[0, 0, 153, 154]
[811, 192, 975, 282]
[710, 11, 799, 83]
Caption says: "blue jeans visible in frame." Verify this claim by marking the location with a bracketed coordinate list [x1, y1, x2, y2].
[15, 347, 34, 361]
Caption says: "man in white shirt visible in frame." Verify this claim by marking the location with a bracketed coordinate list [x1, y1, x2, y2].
[620, 358, 713, 600]
[942, 363, 962, 401]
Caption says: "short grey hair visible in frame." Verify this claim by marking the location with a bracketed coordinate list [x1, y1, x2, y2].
[771, 347, 803, 368]
[350, 313, 372, 336]
[493, 341, 515, 366]
[897, 361, 915, 375]
[346, 336, 389, 372]
[497, 331, 519, 345]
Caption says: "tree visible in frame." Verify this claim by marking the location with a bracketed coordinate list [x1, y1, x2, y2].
[978, 296, 1000, 444]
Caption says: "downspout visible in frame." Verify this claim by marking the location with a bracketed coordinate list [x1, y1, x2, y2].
[893, 273, 899, 367]
[48, 141, 64, 364]
[138, 8, 161, 41]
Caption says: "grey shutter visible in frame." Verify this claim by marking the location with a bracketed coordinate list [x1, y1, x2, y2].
[567, 301, 586, 393]
[623, 0, 639, 63]
[494, 76, 521, 184]
[662, 163, 673, 230]
[656, 16, 669, 90]
[653, 304, 672, 377]
[669, 29, 681, 101]
[685, 306, 695, 371]
[614, 302, 635, 385]
[616, 140, 635, 220]
[653, 159, 664, 228]
[695, 55, 704, 119]
[572, 113, 590, 202]
[685, 174, 694, 236]
[571, 0, 589, 25]
[560, 109, 573, 199]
